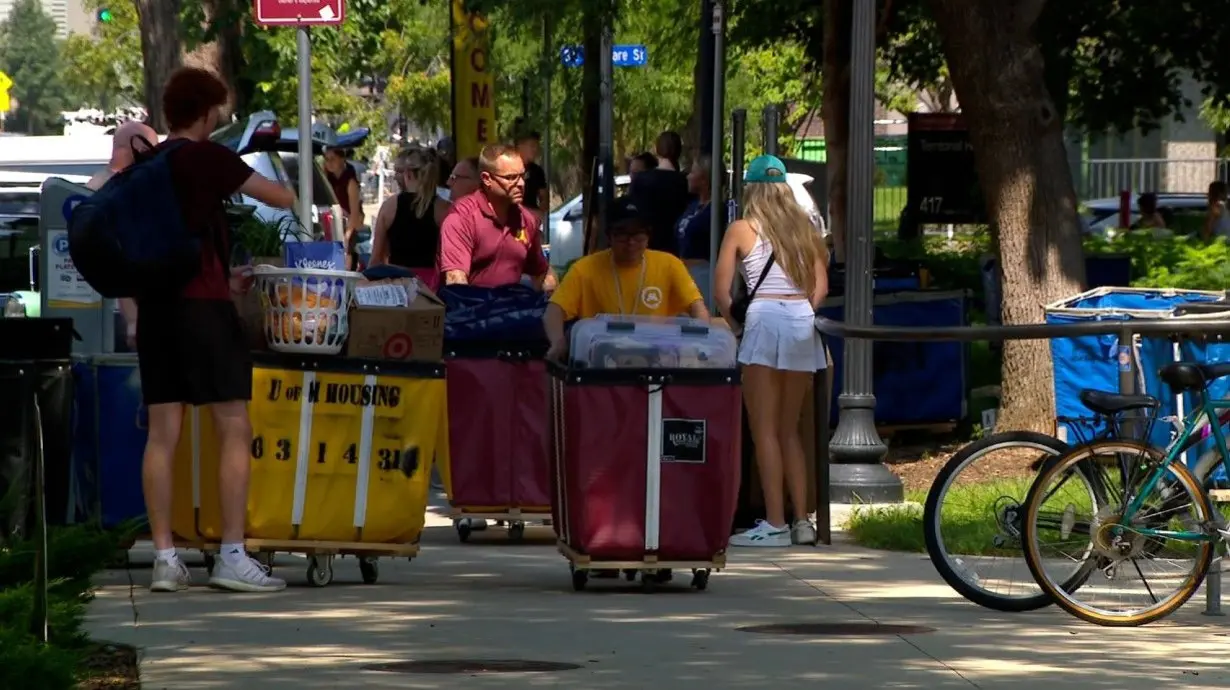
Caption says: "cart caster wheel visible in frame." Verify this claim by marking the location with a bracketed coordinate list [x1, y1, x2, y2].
[691, 569, 710, 591]
[571, 566, 589, 591]
[623, 569, 637, 582]
[359, 557, 379, 584]
[307, 556, 333, 587]
[203, 552, 216, 577]
[654, 569, 673, 584]
[457, 522, 472, 543]
[640, 575, 656, 592]
[508, 521, 526, 542]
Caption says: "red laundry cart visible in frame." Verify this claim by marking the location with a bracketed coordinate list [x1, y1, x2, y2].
[444, 343, 552, 541]
[550, 358, 742, 591]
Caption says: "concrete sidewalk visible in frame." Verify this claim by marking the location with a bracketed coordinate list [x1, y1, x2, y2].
[86, 509, 1230, 690]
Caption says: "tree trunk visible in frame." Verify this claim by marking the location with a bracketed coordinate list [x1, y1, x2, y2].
[135, 0, 183, 131]
[927, 0, 1086, 433]
[821, 0, 851, 264]
[184, 0, 248, 115]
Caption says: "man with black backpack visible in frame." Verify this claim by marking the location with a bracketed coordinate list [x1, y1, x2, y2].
[77, 67, 296, 593]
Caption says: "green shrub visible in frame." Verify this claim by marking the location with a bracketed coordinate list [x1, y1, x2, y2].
[0, 524, 132, 688]
[0, 624, 81, 690]
[1085, 233, 1230, 291]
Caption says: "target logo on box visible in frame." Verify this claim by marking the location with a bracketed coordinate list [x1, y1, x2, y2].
[382, 333, 414, 360]
[347, 277, 446, 362]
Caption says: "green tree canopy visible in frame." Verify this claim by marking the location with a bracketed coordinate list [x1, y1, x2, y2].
[61, 0, 143, 110]
[0, 0, 65, 134]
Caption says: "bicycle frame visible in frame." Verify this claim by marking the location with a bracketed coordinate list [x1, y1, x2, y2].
[1120, 396, 1230, 541]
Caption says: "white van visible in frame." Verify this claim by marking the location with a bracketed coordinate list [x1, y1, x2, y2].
[0, 135, 115, 178]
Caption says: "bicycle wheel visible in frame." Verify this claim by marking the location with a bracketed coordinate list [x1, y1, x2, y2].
[924, 431, 1095, 611]
[1022, 441, 1215, 626]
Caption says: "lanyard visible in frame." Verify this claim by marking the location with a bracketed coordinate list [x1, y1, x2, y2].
[610, 254, 648, 315]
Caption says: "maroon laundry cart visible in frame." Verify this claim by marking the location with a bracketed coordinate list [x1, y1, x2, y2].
[445, 344, 552, 542]
[549, 316, 742, 591]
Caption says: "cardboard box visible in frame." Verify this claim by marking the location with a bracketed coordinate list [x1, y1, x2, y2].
[346, 278, 445, 362]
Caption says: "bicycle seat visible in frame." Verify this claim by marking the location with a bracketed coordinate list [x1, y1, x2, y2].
[1078, 389, 1160, 416]
[1159, 362, 1230, 392]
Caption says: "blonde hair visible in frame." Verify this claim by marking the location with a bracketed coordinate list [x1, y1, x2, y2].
[397, 146, 441, 218]
[742, 179, 827, 293]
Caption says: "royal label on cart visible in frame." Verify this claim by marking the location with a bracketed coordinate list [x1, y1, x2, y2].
[172, 364, 447, 545]
[661, 419, 706, 464]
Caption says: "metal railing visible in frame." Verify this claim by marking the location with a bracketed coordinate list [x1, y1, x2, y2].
[1082, 158, 1230, 200]
[812, 314, 1230, 615]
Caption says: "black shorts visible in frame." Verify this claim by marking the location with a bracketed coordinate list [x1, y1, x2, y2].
[136, 298, 253, 406]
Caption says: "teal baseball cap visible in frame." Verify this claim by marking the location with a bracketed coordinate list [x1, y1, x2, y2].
[745, 154, 788, 183]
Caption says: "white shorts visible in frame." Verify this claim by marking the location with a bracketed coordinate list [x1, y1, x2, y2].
[738, 299, 825, 372]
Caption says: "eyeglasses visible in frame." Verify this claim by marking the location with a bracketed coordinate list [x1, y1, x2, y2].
[449, 172, 475, 182]
[487, 171, 526, 185]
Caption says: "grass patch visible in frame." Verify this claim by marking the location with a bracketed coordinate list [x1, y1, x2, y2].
[846, 476, 1230, 556]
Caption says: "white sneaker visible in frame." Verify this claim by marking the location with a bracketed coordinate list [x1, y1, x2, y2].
[729, 519, 791, 547]
[791, 519, 817, 545]
[150, 557, 192, 592]
[209, 555, 287, 592]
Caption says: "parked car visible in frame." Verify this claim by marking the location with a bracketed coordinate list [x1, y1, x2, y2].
[0, 171, 91, 316]
[210, 113, 343, 242]
[545, 171, 824, 269]
[1082, 193, 1207, 237]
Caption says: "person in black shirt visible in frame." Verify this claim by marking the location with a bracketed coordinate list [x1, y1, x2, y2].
[516, 130, 549, 213]
[627, 131, 690, 254]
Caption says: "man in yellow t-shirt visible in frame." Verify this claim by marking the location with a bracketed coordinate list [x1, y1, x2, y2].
[544, 196, 710, 360]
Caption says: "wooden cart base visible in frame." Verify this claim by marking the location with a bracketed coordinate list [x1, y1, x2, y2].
[557, 541, 725, 592]
[188, 538, 420, 588]
[449, 507, 553, 543]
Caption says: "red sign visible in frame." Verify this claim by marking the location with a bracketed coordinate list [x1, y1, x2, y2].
[253, 0, 345, 26]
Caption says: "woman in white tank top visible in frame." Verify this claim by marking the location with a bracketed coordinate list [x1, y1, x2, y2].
[714, 155, 828, 548]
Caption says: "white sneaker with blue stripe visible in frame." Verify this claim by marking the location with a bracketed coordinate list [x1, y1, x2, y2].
[729, 519, 791, 547]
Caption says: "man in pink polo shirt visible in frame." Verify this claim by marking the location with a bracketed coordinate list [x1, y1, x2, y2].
[438, 143, 556, 290]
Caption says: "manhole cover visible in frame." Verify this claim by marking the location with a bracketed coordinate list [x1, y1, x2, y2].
[737, 623, 934, 636]
[364, 659, 582, 674]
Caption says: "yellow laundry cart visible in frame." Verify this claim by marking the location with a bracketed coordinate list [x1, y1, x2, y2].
[172, 353, 446, 586]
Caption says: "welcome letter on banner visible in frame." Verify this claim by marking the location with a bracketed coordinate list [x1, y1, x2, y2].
[451, 0, 497, 160]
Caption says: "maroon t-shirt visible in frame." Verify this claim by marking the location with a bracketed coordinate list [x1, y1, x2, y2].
[437, 192, 548, 288]
[152, 139, 255, 300]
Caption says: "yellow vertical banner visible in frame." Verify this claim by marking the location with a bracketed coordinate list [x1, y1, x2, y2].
[451, 0, 497, 160]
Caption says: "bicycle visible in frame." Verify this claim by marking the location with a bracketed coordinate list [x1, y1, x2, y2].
[925, 388, 1229, 612]
[1021, 361, 1230, 626]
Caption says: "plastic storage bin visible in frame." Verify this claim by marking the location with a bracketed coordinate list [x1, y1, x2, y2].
[171, 353, 446, 546]
[568, 315, 737, 369]
[551, 317, 741, 589]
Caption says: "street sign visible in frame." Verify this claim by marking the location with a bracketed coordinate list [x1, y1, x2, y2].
[612, 45, 648, 67]
[253, 0, 344, 26]
[560, 44, 649, 68]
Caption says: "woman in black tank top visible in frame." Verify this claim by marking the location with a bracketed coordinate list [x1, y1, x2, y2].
[370, 146, 450, 289]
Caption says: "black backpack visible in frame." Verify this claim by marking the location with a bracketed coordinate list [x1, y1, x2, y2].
[68, 139, 200, 298]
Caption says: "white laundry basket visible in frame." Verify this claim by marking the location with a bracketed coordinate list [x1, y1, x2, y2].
[253, 265, 364, 355]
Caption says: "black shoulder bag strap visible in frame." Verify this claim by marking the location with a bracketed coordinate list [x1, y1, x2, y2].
[748, 252, 777, 302]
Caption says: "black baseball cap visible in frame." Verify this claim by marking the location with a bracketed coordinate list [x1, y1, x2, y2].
[609, 195, 653, 235]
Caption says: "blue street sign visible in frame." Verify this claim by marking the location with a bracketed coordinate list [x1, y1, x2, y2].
[560, 44, 649, 68]
[612, 45, 648, 67]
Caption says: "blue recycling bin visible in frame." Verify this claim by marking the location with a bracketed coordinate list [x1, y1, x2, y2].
[72, 354, 148, 528]
[821, 290, 967, 426]
[1045, 287, 1227, 484]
